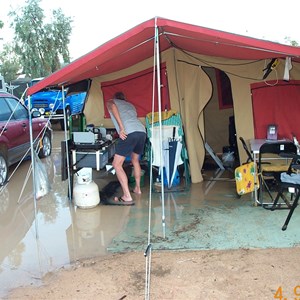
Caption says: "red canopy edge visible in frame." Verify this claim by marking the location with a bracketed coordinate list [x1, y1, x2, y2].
[27, 17, 300, 95]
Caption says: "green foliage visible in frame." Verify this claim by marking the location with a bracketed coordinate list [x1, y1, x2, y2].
[0, 43, 21, 83]
[284, 37, 299, 47]
[0, 20, 3, 29]
[8, 0, 72, 78]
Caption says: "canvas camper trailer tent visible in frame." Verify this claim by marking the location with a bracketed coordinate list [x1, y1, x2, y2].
[27, 17, 300, 183]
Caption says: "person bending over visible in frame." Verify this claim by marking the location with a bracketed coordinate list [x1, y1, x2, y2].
[106, 92, 146, 205]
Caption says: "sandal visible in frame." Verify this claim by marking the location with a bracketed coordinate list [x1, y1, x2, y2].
[103, 197, 135, 206]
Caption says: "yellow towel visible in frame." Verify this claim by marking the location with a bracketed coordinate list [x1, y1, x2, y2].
[235, 162, 259, 195]
[146, 110, 177, 124]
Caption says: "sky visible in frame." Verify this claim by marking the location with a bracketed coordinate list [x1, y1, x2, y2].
[0, 0, 300, 61]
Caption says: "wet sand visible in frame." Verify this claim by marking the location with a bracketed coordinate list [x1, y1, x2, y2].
[7, 247, 300, 299]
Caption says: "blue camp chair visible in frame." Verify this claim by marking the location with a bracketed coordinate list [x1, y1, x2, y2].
[145, 110, 190, 192]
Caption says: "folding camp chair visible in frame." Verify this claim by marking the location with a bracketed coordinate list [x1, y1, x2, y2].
[145, 110, 190, 192]
[234, 137, 257, 196]
[257, 141, 297, 206]
[264, 152, 300, 230]
[239, 137, 253, 163]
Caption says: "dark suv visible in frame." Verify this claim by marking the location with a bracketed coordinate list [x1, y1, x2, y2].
[0, 92, 52, 184]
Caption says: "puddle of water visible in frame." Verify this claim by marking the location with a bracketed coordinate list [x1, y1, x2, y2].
[1, 129, 300, 297]
[0, 132, 131, 297]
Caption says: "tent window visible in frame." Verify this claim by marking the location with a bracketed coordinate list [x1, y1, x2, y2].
[101, 63, 170, 118]
[216, 70, 233, 109]
[251, 80, 300, 139]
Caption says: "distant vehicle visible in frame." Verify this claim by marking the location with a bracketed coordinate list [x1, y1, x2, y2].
[0, 92, 52, 185]
[25, 78, 88, 130]
[0, 75, 7, 93]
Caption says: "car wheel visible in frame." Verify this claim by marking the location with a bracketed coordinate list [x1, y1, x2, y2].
[38, 133, 52, 158]
[0, 152, 8, 185]
[60, 107, 70, 130]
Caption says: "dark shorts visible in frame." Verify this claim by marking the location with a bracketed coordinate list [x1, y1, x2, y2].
[115, 132, 146, 157]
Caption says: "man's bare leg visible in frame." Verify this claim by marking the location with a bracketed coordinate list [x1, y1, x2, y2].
[131, 152, 142, 194]
[112, 154, 132, 201]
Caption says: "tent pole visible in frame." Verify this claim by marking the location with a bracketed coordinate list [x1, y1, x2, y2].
[145, 20, 156, 300]
[154, 19, 166, 233]
[62, 86, 72, 201]
[28, 95, 39, 239]
[145, 16, 166, 300]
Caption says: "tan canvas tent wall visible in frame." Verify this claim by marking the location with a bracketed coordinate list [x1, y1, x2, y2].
[27, 17, 300, 183]
[83, 49, 300, 182]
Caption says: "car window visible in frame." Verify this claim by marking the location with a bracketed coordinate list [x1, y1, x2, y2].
[0, 98, 13, 122]
[6, 97, 28, 120]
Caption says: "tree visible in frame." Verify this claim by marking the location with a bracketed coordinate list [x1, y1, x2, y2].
[0, 43, 21, 83]
[284, 37, 299, 47]
[0, 19, 23, 86]
[8, 0, 72, 78]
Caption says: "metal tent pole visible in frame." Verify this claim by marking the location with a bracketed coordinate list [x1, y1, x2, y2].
[154, 18, 166, 234]
[61, 86, 73, 201]
[28, 95, 39, 239]
[145, 16, 166, 300]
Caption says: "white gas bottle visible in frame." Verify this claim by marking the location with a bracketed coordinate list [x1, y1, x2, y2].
[73, 168, 100, 208]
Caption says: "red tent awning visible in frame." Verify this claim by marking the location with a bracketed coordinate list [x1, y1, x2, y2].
[27, 17, 300, 95]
